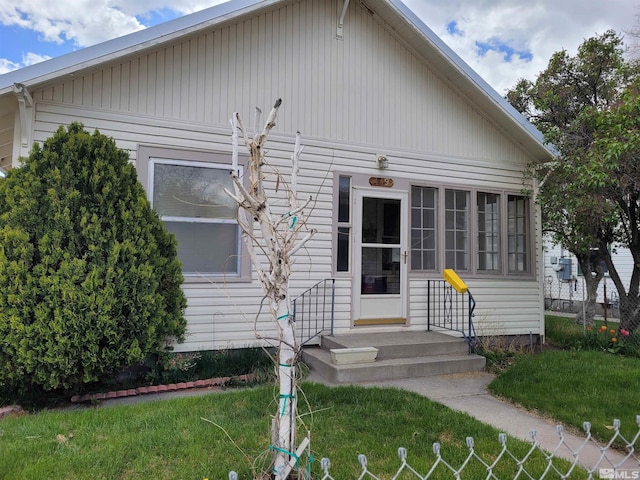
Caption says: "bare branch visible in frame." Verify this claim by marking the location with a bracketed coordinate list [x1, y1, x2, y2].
[290, 229, 317, 257]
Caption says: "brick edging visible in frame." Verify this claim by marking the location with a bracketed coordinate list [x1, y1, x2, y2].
[70, 374, 255, 403]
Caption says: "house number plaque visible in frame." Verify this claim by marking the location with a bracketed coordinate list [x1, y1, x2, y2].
[369, 177, 394, 187]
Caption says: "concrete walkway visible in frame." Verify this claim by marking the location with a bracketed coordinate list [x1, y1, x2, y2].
[306, 370, 640, 475]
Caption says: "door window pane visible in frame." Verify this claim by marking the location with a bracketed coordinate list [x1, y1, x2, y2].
[362, 198, 400, 244]
[361, 247, 401, 294]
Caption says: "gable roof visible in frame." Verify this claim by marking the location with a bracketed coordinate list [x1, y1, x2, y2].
[0, 0, 552, 161]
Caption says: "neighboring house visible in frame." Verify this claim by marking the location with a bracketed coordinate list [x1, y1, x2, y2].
[0, 0, 553, 352]
[543, 236, 631, 315]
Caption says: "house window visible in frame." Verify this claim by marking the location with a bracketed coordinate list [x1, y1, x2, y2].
[445, 189, 469, 270]
[507, 194, 529, 273]
[477, 192, 500, 272]
[410, 185, 531, 277]
[411, 186, 437, 271]
[336, 175, 351, 272]
[149, 159, 241, 276]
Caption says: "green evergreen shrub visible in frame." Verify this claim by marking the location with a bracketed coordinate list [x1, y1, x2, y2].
[0, 123, 187, 396]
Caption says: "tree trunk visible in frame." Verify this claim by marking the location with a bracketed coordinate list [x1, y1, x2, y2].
[273, 300, 297, 477]
[618, 294, 640, 333]
[574, 255, 602, 326]
[226, 100, 314, 479]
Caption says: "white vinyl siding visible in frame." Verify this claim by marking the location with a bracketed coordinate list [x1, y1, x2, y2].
[32, 0, 530, 165]
[27, 0, 544, 350]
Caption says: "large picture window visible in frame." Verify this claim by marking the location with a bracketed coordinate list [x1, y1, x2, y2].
[150, 159, 241, 276]
[138, 146, 249, 281]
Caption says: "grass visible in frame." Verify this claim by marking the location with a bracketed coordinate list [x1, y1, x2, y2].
[488, 346, 640, 443]
[0, 383, 583, 479]
[545, 314, 640, 356]
[544, 315, 589, 348]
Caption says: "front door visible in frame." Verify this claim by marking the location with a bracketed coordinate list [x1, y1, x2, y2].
[353, 188, 408, 325]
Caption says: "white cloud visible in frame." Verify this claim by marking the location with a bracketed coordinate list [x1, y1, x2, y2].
[404, 0, 640, 93]
[0, 1, 146, 47]
[0, 52, 51, 74]
[22, 52, 51, 66]
[0, 58, 21, 75]
[0, 1, 231, 51]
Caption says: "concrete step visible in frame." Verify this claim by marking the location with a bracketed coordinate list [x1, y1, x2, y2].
[302, 346, 486, 384]
[319, 330, 470, 359]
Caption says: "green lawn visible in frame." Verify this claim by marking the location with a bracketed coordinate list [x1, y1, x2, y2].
[488, 349, 640, 443]
[0, 383, 582, 479]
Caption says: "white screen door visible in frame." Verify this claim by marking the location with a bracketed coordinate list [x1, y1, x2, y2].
[353, 188, 408, 324]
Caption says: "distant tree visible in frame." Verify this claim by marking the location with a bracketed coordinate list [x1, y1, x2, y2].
[506, 30, 640, 326]
[584, 83, 640, 332]
[0, 123, 187, 398]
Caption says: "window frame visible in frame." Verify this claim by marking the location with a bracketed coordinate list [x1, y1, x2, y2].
[334, 174, 352, 275]
[507, 194, 530, 274]
[410, 184, 533, 278]
[137, 145, 251, 283]
[477, 191, 502, 273]
[444, 188, 470, 272]
[410, 185, 438, 272]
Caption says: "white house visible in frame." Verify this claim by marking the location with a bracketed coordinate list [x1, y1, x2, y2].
[543, 237, 631, 314]
[0, 0, 554, 352]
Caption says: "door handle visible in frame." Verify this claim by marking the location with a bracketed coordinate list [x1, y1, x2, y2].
[402, 251, 407, 264]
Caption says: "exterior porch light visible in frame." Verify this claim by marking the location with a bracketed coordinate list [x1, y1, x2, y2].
[376, 155, 388, 169]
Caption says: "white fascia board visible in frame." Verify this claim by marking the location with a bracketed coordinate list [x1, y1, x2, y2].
[0, 0, 278, 95]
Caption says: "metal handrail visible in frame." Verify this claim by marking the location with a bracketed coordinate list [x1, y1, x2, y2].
[427, 279, 478, 352]
[292, 278, 335, 345]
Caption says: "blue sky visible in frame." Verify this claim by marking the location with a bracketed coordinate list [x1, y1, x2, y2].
[0, 0, 638, 94]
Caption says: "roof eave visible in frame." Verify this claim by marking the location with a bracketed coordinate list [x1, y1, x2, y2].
[0, 0, 284, 96]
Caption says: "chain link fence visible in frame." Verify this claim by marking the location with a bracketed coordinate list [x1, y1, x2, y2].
[231, 416, 639, 479]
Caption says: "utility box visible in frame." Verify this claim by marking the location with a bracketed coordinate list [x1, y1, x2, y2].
[558, 257, 573, 281]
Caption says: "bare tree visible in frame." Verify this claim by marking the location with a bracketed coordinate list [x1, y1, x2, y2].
[226, 98, 315, 479]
